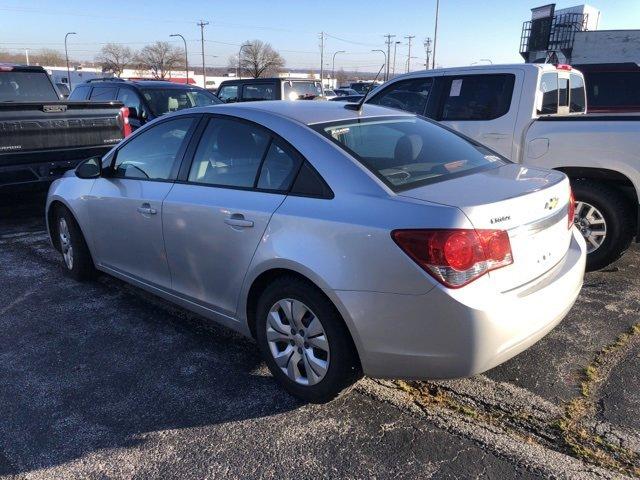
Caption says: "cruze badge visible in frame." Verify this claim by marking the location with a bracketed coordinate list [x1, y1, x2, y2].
[544, 197, 559, 210]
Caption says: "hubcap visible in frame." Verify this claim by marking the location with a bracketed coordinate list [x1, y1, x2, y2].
[574, 201, 607, 254]
[265, 299, 330, 386]
[58, 218, 73, 270]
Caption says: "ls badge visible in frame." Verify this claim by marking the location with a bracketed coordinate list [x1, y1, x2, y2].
[544, 197, 559, 210]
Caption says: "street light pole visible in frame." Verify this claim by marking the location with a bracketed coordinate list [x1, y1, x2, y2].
[371, 49, 387, 80]
[332, 50, 345, 79]
[237, 43, 250, 78]
[392, 41, 401, 77]
[170, 34, 188, 83]
[432, 0, 440, 69]
[64, 32, 76, 90]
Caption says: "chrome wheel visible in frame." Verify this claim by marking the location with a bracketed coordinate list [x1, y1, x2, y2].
[265, 298, 330, 386]
[58, 217, 73, 270]
[574, 201, 607, 253]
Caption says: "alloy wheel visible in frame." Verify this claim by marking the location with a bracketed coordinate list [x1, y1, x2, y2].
[574, 200, 607, 253]
[58, 217, 74, 270]
[265, 298, 330, 386]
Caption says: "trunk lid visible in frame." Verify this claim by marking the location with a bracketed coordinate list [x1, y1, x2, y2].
[399, 164, 573, 291]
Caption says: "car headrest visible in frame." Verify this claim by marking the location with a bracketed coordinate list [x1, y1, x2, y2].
[394, 134, 423, 164]
[217, 124, 259, 159]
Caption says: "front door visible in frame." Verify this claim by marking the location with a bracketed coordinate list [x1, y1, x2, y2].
[87, 116, 196, 288]
[163, 116, 301, 315]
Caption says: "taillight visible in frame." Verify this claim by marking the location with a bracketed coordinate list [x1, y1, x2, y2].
[118, 106, 132, 138]
[391, 229, 513, 288]
[568, 188, 576, 229]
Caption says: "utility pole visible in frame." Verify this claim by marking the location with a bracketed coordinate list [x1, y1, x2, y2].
[424, 37, 432, 70]
[383, 34, 395, 81]
[404, 35, 415, 73]
[25, 49, 29, 66]
[319, 32, 325, 92]
[392, 41, 401, 77]
[198, 20, 209, 87]
[432, 0, 440, 69]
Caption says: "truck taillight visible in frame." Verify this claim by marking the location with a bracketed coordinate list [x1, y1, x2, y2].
[568, 188, 576, 229]
[391, 229, 513, 288]
[119, 106, 132, 138]
[556, 64, 572, 71]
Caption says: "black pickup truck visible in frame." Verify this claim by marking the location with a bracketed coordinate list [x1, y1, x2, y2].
[0, 64, 127, 192]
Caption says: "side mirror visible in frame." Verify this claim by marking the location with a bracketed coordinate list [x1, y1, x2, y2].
[128, 107, 139, 119]
[75, 156, 102, 179]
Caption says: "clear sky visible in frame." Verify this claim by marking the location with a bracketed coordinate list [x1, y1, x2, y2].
[1, 0, 638, 72]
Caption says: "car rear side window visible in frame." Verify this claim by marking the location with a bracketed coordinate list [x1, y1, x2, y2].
[441, 74, 515, 121]
[188, 118, 270, 188]
[89, 86, 118, 100]
[539, 72, 558, 114]
[315, 116, 506, 191]
[113, 118, 194, 180]
[242, 83, 276, 101]
[69, 84, 90, 100]
[218, 85, 238, 103]
[256, 142, 300, 191]
[368, 77, 433, 115]
[569, 74, 586, 113]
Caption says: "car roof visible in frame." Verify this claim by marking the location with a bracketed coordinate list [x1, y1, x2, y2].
[219, 77, 317, 84]
[85, 79, 204, 89]
[188, 100, 413, 126]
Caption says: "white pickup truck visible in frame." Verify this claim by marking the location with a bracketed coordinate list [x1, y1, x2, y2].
[366, 63, 639, 270]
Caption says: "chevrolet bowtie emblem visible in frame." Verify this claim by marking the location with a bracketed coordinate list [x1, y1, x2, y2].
[544, 197, 559, 210]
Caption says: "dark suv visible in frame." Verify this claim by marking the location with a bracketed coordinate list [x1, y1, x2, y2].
[69, 78, 222, 130]
[216, 78, 323, 103]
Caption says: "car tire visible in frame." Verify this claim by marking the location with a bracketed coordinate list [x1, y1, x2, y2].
[571, 179, 634, 271]
[255, 275, 362, 403]
[54, 206, 96, 281]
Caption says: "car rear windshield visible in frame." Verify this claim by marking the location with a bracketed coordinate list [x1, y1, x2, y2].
[140, 87, 220, 116]
[284, 81, 322, 100]
[0, 71, 59, 102]
[314, 116, 506, 191]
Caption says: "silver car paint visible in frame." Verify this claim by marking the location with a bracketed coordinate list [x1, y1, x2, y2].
[47, 101, 586, 379]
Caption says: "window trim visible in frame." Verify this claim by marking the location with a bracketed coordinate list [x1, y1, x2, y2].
[436, 73, 516, 122]
[107, 114, 200, 183]
[175, 113, 333, 198]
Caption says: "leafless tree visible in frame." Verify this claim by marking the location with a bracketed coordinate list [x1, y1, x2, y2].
[96, 43, 135, 77]
[335, 68, 349, 88]
[35, 49, 66, 66]
[239, 40, 285, 78]
[136, 41, 183, 79]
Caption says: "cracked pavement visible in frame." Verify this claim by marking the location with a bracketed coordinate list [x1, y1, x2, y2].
[1, 194, 639, 479]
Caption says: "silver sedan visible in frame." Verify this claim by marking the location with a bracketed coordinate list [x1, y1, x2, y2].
[46, 101, 586, 402]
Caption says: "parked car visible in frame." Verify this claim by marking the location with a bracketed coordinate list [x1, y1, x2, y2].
[330, 94, 364, 103]
[573, 62, 640, 113]
[69, 78, 221, 131]
[323, 89, 337, 100]
[334, 88, 360, 97]
[350, 81, 379, 94]
[216, 78, 323, 103]
[46, 101, 585, 402]
[366, 63, 640, 271]
[0, 64, 127, 192]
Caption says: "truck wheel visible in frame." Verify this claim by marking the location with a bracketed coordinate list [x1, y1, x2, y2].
[54, 206, 96, 281]
[571, 179, 634, 271]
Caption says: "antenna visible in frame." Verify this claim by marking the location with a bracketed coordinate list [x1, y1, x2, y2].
[344, 63, 385, 112]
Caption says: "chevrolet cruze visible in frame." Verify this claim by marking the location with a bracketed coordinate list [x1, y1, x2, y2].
[46, 101, 586, 403]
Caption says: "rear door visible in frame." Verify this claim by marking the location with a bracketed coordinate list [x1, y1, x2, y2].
[162, 115, 301, 315]
[437, 72, 521, 159]
[87, 116, 197, 288]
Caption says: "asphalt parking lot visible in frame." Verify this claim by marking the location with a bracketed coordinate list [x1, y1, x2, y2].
[1, 195, 639, 479]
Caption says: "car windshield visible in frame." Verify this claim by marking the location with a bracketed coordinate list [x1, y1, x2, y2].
[315, 116, 506, 191]
[284, 81, 322, 100]
[140, 87, 221, 116]
[0, 71, 59, 102]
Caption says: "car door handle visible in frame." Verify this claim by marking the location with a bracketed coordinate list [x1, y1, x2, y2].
[224, 214, 254, 228]
[137, 203, 157, 215]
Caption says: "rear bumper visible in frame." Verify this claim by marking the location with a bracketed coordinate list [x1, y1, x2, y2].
[335, 228, 586, 379]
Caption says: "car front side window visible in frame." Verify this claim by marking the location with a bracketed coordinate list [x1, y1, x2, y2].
[112, 117, 194, 180]
[369, 78, 433, 115]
